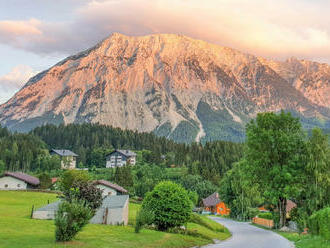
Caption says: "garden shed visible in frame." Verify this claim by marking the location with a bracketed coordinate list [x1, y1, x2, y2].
[32, 195, 129, 225]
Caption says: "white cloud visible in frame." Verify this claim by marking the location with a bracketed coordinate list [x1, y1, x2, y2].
[0, 0, 329, 63]
[0, 65, 37, 104]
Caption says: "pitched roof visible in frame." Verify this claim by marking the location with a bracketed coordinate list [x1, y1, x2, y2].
[51, 149, 78, 157]
[202, 192, 221, 207]
[36, 201, 61, 211]
[93, 180, 128, 194]
[286, 200, 297, 213]
[35, 195, 128, 212]
[107, 149, 136, 157]
[101, 195, 129, 209]
[4, 172, 40, 186]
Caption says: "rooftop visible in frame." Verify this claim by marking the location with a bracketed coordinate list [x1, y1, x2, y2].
[51, 149, 78, 157]
[3, 172, 40, 186]
[202, 192, 221, 207]
[93, 180, 128, 194]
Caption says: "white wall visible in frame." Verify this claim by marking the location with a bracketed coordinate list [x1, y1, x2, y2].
[96, 184, 118, 197]
[32, 210, 56, 220]
[0, 176, 27, 190]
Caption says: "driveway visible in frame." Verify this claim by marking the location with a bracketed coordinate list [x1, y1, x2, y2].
[203, 217, 294, 248]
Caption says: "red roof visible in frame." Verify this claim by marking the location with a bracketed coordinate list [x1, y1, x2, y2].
[4, 172, 40, 186]
[93, 180, 128, 194]
[51, 178, 58, 184]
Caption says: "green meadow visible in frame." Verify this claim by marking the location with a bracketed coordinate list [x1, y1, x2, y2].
[0, 191, 230, 248]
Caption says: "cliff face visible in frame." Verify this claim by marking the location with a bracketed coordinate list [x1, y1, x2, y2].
[1, 33, 329, 143]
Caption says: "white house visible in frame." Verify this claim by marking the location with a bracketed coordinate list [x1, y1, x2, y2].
[0, 172, 40, 190]
[33, 195, 129, 225]
[105, 150, 136, 168]
[93, 180, 128, 197]
[50, 149, 78, 169]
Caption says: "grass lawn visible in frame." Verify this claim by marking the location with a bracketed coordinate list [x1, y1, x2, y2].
[0, 191, 230, 248]
[277, 232, 330, 248]
[251, 223, 330, 248]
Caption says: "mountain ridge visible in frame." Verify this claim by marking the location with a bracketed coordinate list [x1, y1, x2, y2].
[1, 33, 329, 143]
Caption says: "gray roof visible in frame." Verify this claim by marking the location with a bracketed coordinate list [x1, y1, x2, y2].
[51, 149, 78, 157]
[36, 201, 61, 211]
[101, 195, 129, 209]
[4, 172, 40, 186]
[202, 192, 221, 207]
[35, 195, 129, 212]
[107, 149, 136, 158]
[93, 180, 128, 194]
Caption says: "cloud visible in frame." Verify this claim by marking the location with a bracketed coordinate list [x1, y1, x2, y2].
[0, 0, 329, 63]
[0, 65, 37, 104]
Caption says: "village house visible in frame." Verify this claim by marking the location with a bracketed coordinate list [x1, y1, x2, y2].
[202, 192, 230, 215]
[105, 149, 136, 168]
[33, 195, 129, 225]
[0, 172, 40, 190]
[50, 149, 78, 169]
[93, 180, 128, 197]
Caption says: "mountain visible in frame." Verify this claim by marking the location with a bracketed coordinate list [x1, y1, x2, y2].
[1, 33, 330, 143]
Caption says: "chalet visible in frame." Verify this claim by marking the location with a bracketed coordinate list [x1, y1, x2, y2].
[105, 150, 136, 168]
[0, 172, 40, 190]
[33, 195, 129, 225]
[50, 149, 78, 169]
[202, 192, 230, 215]
[93, 180, 128, 197]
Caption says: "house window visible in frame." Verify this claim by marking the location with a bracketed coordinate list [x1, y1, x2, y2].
[4, 184, 8, 188]
[17, 184, 21, 188]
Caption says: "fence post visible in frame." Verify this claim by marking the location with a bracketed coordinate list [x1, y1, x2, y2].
[30, 205, 34, 219]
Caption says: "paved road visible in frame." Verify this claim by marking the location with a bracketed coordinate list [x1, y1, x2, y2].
[203, 217, 294, 248]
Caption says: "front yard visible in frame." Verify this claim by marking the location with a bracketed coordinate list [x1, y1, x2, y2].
[0, 191, 230, 248]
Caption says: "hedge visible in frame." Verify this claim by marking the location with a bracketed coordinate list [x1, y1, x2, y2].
[308, 207, 330, 240]
[258, 212, 273, 220]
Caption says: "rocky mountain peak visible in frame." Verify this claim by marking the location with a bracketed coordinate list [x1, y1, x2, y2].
[1, 33, 329, 143]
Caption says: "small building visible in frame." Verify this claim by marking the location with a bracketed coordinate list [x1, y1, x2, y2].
[50, 149, 78, 169]
[202, 192, 230, 215]
[90, 195, 129, 225]
[0, 172, 40, 190]
[33, 195, 129, 225]
[105, 150, 136, 168]
[32, 201, 61, 219]
[93, 180, 128, 197]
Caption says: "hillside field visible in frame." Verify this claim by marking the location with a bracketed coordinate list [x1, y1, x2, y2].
[0, 191, 230, 248]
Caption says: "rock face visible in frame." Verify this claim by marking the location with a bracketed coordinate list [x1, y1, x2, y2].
[1, 33, 330, 143]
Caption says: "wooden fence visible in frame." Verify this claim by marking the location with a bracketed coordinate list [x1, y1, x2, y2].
[252, 217, 274, 228]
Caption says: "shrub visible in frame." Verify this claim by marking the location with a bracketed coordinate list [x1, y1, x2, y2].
[309, 207, 330, 240]
[59, 170, 90, 192]
[142, 181, 192, 231]
[55, 200, 93, 242]
[135, 208, 155, 233]
[38, 172, 52, 189]
[62, 181, 103, 211]
[258, 212, 273, 220]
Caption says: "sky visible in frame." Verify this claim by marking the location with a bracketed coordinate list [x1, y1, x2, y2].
[0, 0, 329, 104]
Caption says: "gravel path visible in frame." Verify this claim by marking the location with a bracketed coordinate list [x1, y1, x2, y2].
[202, 217, 294, 248]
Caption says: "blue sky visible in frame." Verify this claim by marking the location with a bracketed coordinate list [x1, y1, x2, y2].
[0, 0, 329, 104]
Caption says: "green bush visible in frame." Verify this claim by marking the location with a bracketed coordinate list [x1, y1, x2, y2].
[55, 200, 93, 242]
[59, 170, 90, 192]
[309, 208, 330, 240]
[142, 181, 192, 231]
[258, 212, 273, 220]
[135, 208, 155, 233]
